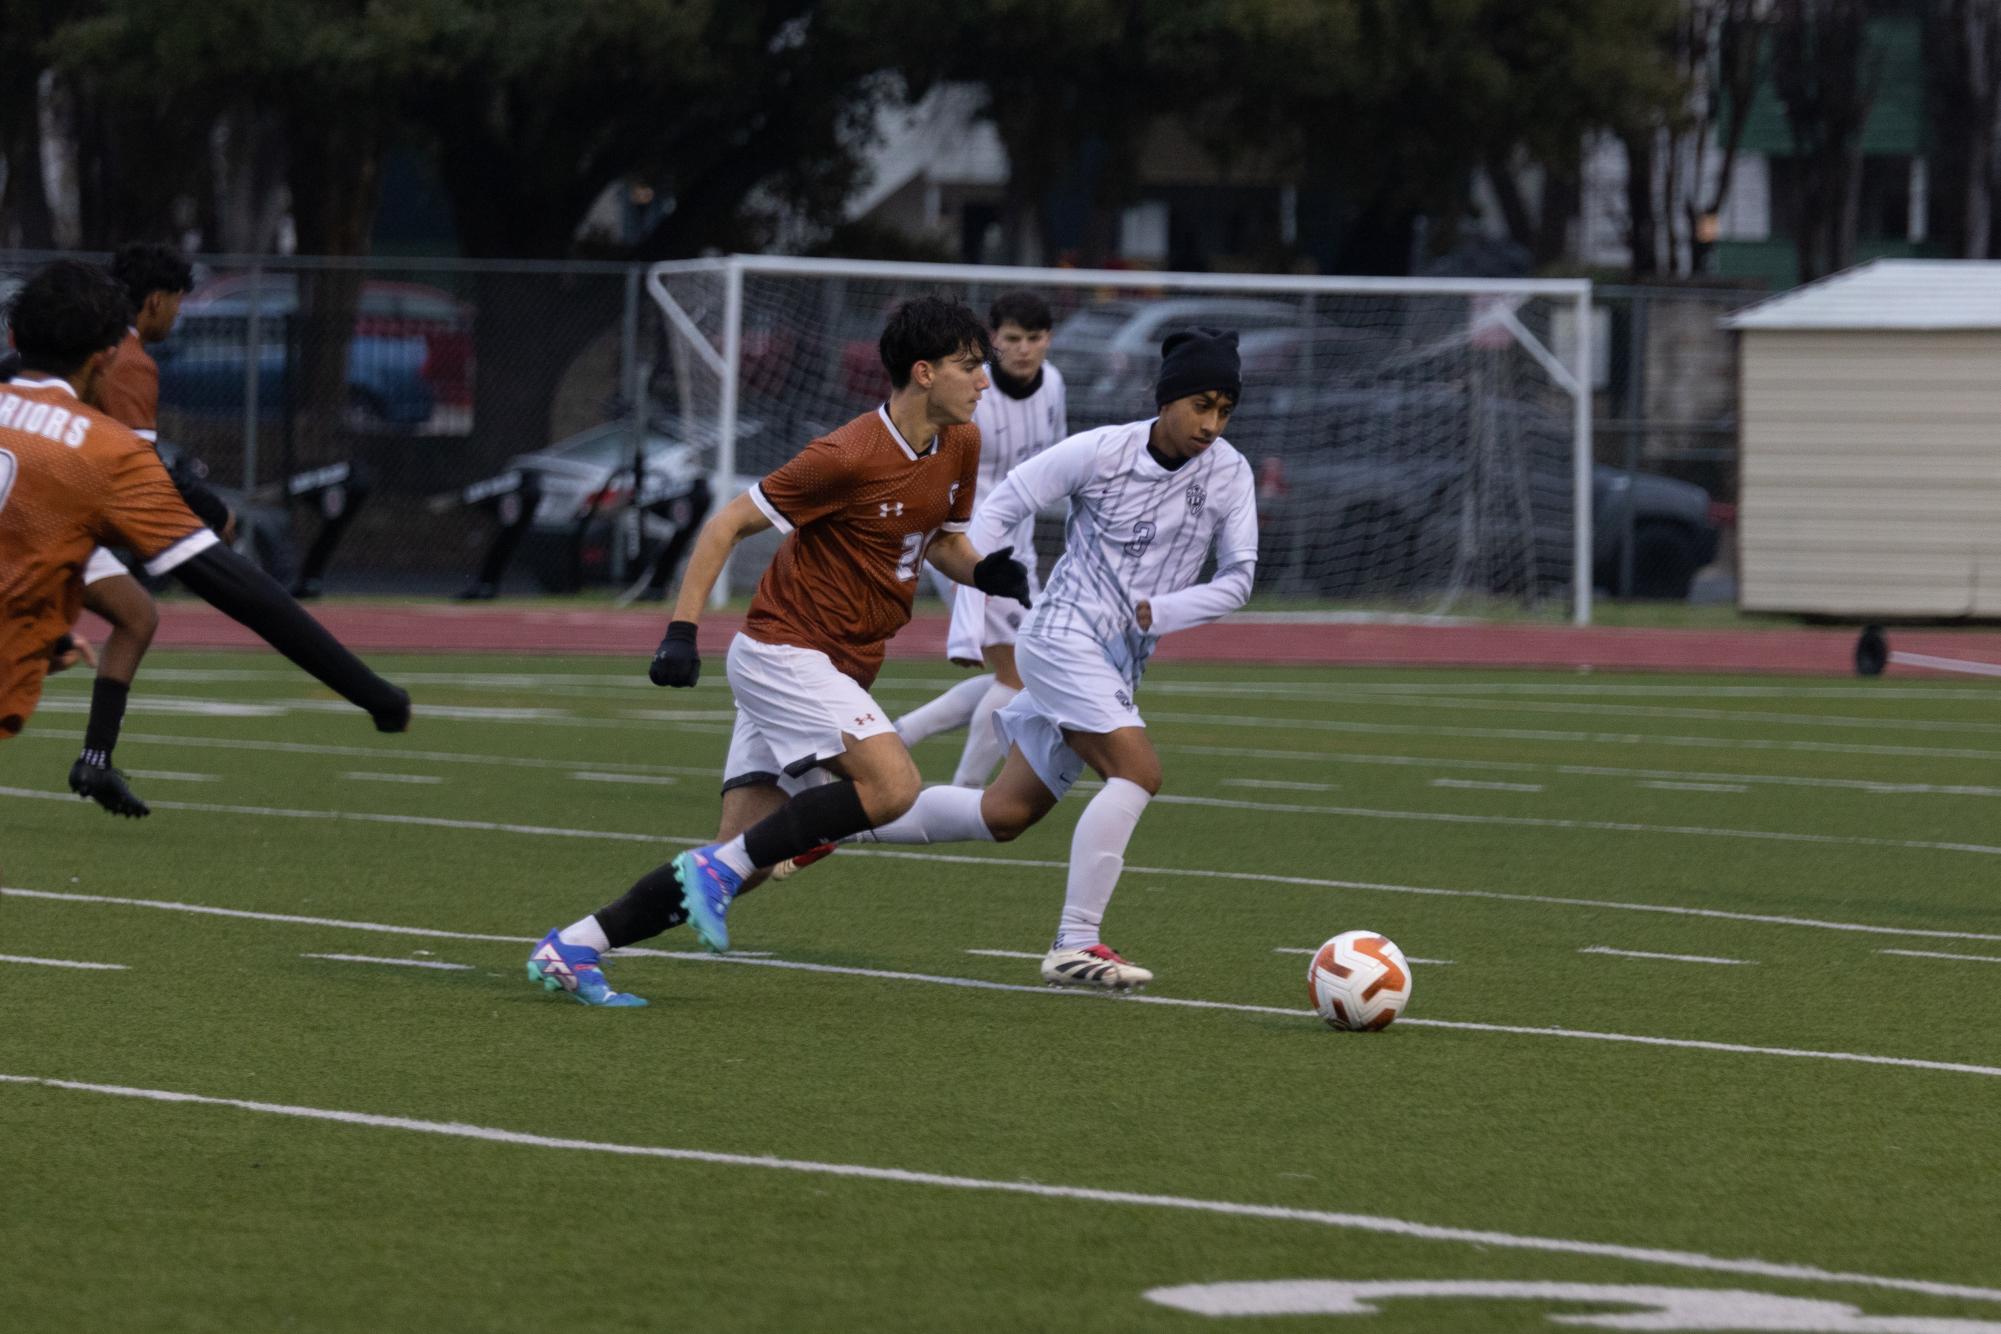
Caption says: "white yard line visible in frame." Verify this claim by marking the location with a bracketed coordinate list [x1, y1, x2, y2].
[340, 772, 445, 786]
[3, 1073, 1997, 1305]
[1879, 948, 2001, 965]
[0, 953, 127, 972]
[120, 770, 220, 782]
[6, 887, 1999, 1084]
[1430, 778, 1545, 793]
[1223, 778, 1341, 792]
[965, 949, 1044, 960]
[1579, 946, 1755, 967]
[8, 790, 2000, 946]
[4, 728, 708, 778]
[1273, 948, 1454, 964]
[570, 773, 681, 786]
[1638, 780, 1749, 794]
[301, 953, 473, 971]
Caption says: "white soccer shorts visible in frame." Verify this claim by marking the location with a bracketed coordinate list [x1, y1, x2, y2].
[995, 630, 1145, 801]
[721, 633, 898, 790]
[82, 547, 130, 586]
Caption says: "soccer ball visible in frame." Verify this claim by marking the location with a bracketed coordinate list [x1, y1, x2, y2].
[1306, 930, 1412, 1031]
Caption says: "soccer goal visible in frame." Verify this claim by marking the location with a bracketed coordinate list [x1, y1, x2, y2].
[646, 256, 1594, 622]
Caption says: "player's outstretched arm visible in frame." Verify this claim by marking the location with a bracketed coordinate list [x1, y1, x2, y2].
[649, 491, 773, 688]
[926, 532, 1032, 606]
[1137, 463, 1261, 638]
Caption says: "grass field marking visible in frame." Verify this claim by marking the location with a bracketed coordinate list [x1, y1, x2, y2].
[0, 953, 128, 971]
[1639, 780, 1750, 794]
[1273, 948, 1455, 964]
[8, 729, 710, 778]
[570, 773, 682, 786]
[965, 949, 1044, 959]
[119, 770, 220, 782]
[1147, 790, 2001, 860]
[1171, 742, 2001, 799]
[11, 886, 2001, 1081]
[339, 772, 446, 785]
[1879, 948, 2001, 965]
[1430, 778, 1545, 793]
[32, 696, 286, 718]
[1222, 778, 1341, 792]
[1580, 946, 1756, 967]
[5, 1071, 2001, 1308]
[300, 952, 474, 971]
[12, 790, 2001, 947]
[1886, 650, 2001, 678]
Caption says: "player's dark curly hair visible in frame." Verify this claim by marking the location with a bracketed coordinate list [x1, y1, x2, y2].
[878, 296, 992, 389]
[988, 289, 1053, 333]
[110, 241, 194, 309]
[7, 260, 132, 375]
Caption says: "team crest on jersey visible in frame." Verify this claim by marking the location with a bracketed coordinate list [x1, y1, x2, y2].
[1185, 482, 1206, 512]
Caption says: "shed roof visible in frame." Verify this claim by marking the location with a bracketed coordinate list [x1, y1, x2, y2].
[1722, 260, 2001, 331]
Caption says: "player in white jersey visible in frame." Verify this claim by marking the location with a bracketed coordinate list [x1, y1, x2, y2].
[856, 328, 1258, 989]
[894, 291, 1067, 788]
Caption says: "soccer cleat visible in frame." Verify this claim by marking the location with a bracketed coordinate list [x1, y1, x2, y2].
[769, 842, 837, 882]
[68, 758, 150, 818]
[1041, 944, 1153, 990]
[525, 930, 647, 1007]
[673, 844, 744, 953]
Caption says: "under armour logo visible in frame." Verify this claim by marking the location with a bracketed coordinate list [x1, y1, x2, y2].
[879, 501, 905, 517]
[854, 712, 877, 727]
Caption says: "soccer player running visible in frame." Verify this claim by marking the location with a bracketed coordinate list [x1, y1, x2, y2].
[854, 328, 1258, 990]
[527, 297, 1033, 1006]
[893, 290, 1067, 789]
[0, 262, 223, 746]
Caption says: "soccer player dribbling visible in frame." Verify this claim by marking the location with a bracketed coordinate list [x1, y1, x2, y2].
[527, 297, 1032, 1007]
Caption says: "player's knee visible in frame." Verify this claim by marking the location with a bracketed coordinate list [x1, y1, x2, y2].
[1121, 758, 1163, 798]
[862, 759, 923, 822]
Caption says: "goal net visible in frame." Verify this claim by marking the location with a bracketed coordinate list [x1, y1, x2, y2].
[646, 257, 1593, 620]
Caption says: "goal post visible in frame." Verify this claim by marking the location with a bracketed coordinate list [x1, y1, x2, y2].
[646, 256, 1593, 623]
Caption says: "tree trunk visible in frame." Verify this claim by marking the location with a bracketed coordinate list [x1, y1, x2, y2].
[1621, 130, 1660, 276]
[286, 117, 383, 468]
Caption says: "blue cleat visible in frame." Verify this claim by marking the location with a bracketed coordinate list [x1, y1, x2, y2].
[526, 930, 648, 1007]
[674, 844, 743, 954]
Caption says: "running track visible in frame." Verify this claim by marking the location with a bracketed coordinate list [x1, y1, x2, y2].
[107, 602, 2001, 676]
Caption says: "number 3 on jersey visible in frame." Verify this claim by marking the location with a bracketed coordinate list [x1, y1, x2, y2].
[0, 449, 16, 515]
[894, 530, 930, 582]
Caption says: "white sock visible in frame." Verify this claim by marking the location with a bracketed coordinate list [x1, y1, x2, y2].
[850, 784, 994, 845]
[1055, 777, 1151, 950]
[557, 915, 611, 953]
[714, 833, 755, 878]
[951, 681, 1018, 787]
[895, 674, 993, 746]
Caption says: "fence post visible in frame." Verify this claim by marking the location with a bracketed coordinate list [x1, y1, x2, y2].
[615, 264, 643, 582]
[242, 259, 262, 490]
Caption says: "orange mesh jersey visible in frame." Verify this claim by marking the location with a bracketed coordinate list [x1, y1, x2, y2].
[743, 406, 980, 686]
[0, 376, 207, 737]
[93, 329, 160, 439]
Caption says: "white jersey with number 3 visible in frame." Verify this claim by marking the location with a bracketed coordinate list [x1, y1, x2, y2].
[966, 418, 1259, 687]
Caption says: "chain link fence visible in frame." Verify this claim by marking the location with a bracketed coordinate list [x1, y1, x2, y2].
[1, 251, 1768, 608]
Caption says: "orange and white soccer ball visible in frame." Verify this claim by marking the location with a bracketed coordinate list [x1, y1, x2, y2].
[1306, 930, 1412, 1031]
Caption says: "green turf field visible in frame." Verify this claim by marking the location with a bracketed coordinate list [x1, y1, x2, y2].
[5, 652, 2001, 1332]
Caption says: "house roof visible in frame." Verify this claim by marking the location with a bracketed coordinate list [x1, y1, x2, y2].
[1723, 260, 2001, 331]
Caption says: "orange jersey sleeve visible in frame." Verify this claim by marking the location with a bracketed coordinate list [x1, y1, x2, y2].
[93, 331, 159, 438]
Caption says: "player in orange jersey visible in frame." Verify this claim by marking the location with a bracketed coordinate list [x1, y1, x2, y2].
[0, 261, 217, 743]
[527, 297, 1032, 1006]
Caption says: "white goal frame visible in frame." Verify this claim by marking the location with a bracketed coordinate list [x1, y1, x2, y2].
[647, 255, 1594, 624]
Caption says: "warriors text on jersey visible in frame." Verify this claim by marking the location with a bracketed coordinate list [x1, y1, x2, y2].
[93, 329, 161, 440]
[967, 418, 1259, 686]
[742, 406, 979, 686]
[0, 376, 212, 736]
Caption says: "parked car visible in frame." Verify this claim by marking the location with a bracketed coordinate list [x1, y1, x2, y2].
[1050, 297, 1310, 413]
[154, 274, 474, 433]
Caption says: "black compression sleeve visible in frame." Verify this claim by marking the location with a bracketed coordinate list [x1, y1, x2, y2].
[174, 475, 232, 533]
[171, 545, 409, 726]
[593, 862, 691, 948]
[742, 779, 873, 868]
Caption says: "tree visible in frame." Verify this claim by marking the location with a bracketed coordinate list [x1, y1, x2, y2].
[1924, 0, 2001, 259]
[1770, 0, 1881, 283]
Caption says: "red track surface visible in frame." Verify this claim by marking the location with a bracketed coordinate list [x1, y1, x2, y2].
[106, 601, 2001, 676]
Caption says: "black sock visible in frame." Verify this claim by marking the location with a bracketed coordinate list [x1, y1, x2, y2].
[593, 862, 689, 948]
[742, 780, 872, 868]
[80, 677, 130, 765]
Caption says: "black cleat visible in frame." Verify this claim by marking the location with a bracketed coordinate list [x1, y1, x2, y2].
[455, 582, 498, 601]
[372, 687, 413, 733]
[69, 759, 150, 818]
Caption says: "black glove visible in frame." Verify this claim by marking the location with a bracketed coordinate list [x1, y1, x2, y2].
[971, 546, 1033, 608]
[649, 620, 700, 687]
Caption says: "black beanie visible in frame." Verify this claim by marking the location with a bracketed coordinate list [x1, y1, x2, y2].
[1155, 326, 1242, 407]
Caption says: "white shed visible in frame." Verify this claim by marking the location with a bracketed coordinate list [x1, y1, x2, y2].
[1724, 259, 2001, 616]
